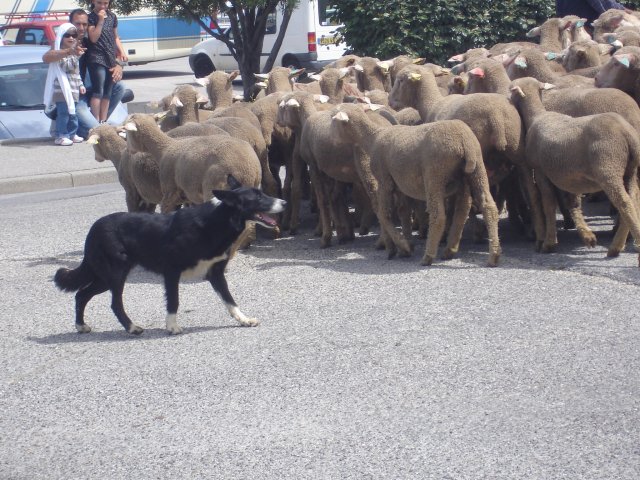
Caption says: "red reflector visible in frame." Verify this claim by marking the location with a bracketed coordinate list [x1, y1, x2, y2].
[307, 31, 317, 52]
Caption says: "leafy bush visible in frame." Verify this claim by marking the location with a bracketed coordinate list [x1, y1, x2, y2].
[330, 0, 560, 65]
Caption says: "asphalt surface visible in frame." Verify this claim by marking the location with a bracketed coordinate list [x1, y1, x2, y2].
[1, 57, 639, 479]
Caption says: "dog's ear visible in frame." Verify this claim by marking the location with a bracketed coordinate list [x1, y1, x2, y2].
[212, 189, 241, 208]
[227, 174, 242, 190]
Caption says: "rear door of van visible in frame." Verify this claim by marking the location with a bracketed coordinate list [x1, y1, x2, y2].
[312, 0, 346, 62]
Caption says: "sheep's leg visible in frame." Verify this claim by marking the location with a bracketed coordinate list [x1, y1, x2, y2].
[376, 174, 411, 258]
[562, 192, 597, 247]
[423, 188, 447, 266]
[602, 182, 640, 262]
[396, 193, 414, 248]
[288, 147, 304, 234]
[518, 166, 547, 251]
[308, 164, 333, 247]
[331, 181, 354, 244]
[608, 176, 640, 257]
[442, 186, 472, 261]
[351, 148, 379, 236]
[534, 173, 560, 253]
[467, 162, 502, 266]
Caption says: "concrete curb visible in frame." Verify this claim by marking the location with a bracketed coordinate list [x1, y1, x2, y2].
[0, 167, 118, 195]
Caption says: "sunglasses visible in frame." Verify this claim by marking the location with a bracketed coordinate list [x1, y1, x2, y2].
[63, 33, 78, 39]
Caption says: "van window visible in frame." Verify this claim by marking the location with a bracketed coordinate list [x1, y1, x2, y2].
[318, 0, 339, 26]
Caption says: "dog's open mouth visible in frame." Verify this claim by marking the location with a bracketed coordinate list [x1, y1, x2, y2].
[253, 213, 278, 228]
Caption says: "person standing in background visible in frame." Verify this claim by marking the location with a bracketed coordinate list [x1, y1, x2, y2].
[43, 23, 86, 146]
[556, 0, 633, 25]
[87, 0, 127, 123]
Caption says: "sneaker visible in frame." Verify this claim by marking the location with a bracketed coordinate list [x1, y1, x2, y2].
[72, 135, 84, 143]
[54, 137, 73, 146]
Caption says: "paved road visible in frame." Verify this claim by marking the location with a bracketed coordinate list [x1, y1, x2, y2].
[1, 184, 639, 479]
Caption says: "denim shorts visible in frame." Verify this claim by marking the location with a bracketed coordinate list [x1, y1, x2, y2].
[87, 63, 114, 100]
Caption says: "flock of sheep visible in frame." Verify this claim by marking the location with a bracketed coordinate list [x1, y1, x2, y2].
[87, 8, 640, 267]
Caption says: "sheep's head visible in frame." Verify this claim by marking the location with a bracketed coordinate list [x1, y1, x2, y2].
[595, 46, 640, 89]
[388, 65, 423, 110]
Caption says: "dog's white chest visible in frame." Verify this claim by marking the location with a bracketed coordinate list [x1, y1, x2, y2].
[181, 253, 228, 280]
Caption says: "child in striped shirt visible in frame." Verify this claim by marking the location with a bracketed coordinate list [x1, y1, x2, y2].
[44, 23, 86, 146]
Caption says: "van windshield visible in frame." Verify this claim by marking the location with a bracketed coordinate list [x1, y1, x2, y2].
[318, 0, 340, 26]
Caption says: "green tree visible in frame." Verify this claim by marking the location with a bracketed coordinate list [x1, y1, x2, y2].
[331, 0, 559, 65]
[92, 1, 300, 98]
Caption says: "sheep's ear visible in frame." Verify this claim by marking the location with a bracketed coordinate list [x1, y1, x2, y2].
[153, 111, 169, 121]
[229, 70, 240, 82]
[308, 73, 322, 82]
[86, 134, 99, 144]
[514, 55, 528, 69]
[147, 100, 160, 108]
[196, 94, 208, 104]
[338, 67, 350, 78]
[545, 51, 558, 60]
[355, 96, 371, 104]
[353, 64, 364, 72]
[118, 131, 127, 139]
[169, 95, 184, 108]
[367, 103, 384, 111]
[614, 54, 631, 68]
[195, 76, 210, 87]
[412, 57, 426, 65]
[468, 67, 485, 78]
[541, 82, 555, 90]
[448, 53, 464, 63]
[255, 81, 268, 89]
[254, 73, 269, 80]
[408, 72, 422, 82]
[377, 61, 391, 74]
[510, 85, 526, 98]
[450, 63, 464, 74]
[314, 94, 330, 103]
[232, 94, 244, 102]
[123, 121, 138, 131]
[289, 67, 305, 78]
[526, 26, 541, 38]
[332, 111, 349, 122]
[286, 98, 301, 107]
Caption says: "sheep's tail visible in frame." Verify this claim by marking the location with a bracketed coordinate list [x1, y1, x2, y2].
[54, 261, 93, 293]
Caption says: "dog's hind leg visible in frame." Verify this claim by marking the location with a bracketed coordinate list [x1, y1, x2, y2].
[108, 270, 143, 335]
[206, 261, 259, 327]
[163, 273, 183, 335]
[74, 280, 108, 333]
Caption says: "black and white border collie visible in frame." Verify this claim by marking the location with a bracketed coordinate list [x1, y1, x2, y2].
[54, 175, 286, 335]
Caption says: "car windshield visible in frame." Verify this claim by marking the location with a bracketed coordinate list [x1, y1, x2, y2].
[0, 61, 48, 109]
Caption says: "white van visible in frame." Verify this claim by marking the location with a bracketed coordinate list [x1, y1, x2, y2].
[188, 0, 347, 77]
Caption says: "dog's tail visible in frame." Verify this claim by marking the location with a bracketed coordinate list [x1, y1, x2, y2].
[54, 262, 93, 292]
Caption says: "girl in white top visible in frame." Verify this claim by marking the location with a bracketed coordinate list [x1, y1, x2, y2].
[44, 22, 86, 146]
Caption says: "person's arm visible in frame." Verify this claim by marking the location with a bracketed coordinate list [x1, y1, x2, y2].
[88, 9, 106, 44]
[586, 0, 627, 14]
[113, 26, 128, 63]
[42, 43, 85, 63]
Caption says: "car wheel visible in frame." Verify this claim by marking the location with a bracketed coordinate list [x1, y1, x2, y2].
[193, 55, 215, 78]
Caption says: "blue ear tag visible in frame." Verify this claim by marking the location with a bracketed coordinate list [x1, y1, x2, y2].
[515, 58, 527, 68]
[545, 52, 557, 60]
[576, 21, 584, 28]
[619, 56, 631, 68]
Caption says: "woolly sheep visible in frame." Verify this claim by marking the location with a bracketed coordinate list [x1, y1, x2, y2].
[87, 124, 160, 213]
[331, 103, 501, 266]
[510, 77, 640, 259]
[123, 113, 262, 214]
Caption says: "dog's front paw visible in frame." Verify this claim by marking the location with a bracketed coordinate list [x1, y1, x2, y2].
[167, 324, 184, 335]
[238, 317, 260, 327]
[76, 324, 92, 333]
[128, 324, 144, 335]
